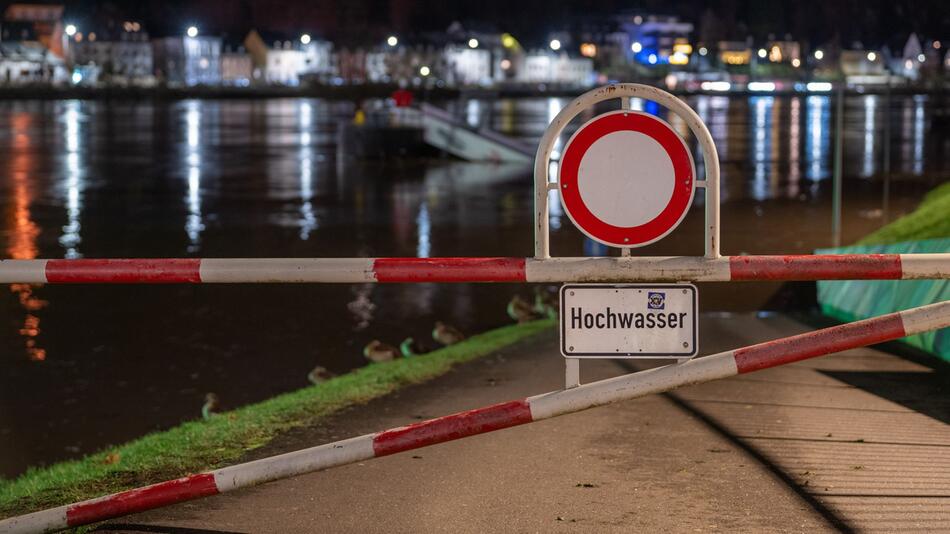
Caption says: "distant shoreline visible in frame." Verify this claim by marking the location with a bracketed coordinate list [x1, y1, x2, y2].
[0, 83, 945, 101]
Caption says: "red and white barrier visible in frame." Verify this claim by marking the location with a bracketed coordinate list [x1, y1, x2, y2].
[3, 300, 947, 534]
[0, 254, 947, 284]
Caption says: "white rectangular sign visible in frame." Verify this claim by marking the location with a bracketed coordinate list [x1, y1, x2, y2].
[560, 284, 698, 358]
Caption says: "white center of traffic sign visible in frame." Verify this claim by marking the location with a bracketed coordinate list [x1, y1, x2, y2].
[559, 110, 696, 248]
[578, 130, 675, 228]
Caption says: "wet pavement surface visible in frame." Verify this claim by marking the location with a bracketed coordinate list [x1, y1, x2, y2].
[0, 94, 947, 477]
[94, 313, 950, 533]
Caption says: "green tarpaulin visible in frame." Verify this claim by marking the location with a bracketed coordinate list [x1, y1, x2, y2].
[816, 238, 950, 362]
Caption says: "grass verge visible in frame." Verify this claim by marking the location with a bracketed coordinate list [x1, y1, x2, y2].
[0, 318, 555, 518]
[858, 181, 950, 245]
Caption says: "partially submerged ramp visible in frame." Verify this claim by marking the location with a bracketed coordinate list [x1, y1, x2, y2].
[419, 103, 534, 164]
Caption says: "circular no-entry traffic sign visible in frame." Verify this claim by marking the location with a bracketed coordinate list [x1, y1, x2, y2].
[558, 110, 696, 248]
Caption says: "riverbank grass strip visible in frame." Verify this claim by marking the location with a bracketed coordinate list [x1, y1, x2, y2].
[0, 318, 554, 517]
[858, 181, 950, 246]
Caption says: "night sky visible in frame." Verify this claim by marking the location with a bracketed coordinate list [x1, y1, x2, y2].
[15, 0, 950, 49]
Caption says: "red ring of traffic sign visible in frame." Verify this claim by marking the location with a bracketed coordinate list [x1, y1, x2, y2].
[558, 110, 696, 248]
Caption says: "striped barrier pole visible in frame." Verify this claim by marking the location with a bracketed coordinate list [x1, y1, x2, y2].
[3, 300, 948, 534]
[0, 254, 948, 284]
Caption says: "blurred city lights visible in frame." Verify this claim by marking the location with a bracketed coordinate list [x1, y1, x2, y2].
[580, 43, 596, 58]
[806, 81, 833, 92]
[757, 48, 767, 58]
[300, 34, 311, 45]
[698, 47, 708, 56]
[814, 49, 824, 60]
[631, 41, 642, 53]
[549, 39, 561, 51]
[647, 53, 657, 64]
[792, 58, 801, 67]
[700, 81, 731, 91]
[468, 38, 478, 48]
[186, 26, 198, 38]
[748, 81, 776, 92]
[419, 65, 430, 76]
[64, 24, 76, 36]
[917, 53, 925, 62]
[386, 35, 398, 47]
[867, 51, 877, 61]
[500, 59, 511, 70]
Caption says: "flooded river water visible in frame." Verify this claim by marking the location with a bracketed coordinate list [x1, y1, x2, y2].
[0, 93, 947, 477]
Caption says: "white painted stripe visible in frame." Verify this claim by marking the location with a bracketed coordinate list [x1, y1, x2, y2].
[898, 300, 950, 336]
[525, 257, 731, 283]
[0, 260, 48, 284]
[212, 434, 376, 492]
[0, 505, 67, 533]
[899, 254, 950, 279]
[199, 258, 376, 283]
[527, 351, 737, 420]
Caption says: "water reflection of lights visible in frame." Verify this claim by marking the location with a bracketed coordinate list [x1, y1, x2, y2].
[548, 188, 563, 230]
[750, 96, 774, 200]
[298, 101, 317, 239]
[861, 95, 877, 178]
[416, 202, 431, 257]
[184, 101, 204, 251]
[913, 95, 925, 175]
[8, 112, 48, 361]
[805, 95, 830, 181]
[347, 284, 376, 331]
[548, 98, 563, 160]
[788, 97, 801, 196]
[60, 100, 83, 257]
[466, 99, 481, 127]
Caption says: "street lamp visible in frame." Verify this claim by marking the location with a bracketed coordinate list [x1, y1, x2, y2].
[757, 48, 767, 58]
[814, 49, 824, 60]
[300, 34, 311, 45]
[698, 46, 708, 56]
[186, 26, 198, 38]
[867, 51, 877, 61]
[468, 38, 478, 48]
[631, 41, 642, 53]
[386, 35, 398, 47]
[65, 24, 77, 37]
[549, 39, 561, 51]
[419, 65, 430, 76]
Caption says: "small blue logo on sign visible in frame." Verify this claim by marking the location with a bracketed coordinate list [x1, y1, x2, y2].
[648, 292, 665, 310]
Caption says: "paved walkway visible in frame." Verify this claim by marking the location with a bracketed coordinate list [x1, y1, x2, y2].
[97, 313, 949, 533]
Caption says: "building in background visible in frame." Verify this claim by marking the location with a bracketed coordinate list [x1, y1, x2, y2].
[221, 44, 253, 86]
[618, 13, 693, 65]
[443, 44, 490, 86]
[299, 38, 334, 82]
[518, 50, 593, 86]
[69, 21, 153, 85]
[244, 30, 331, 86]
[152, 34, 221, 86]
[0, 41, 64, 85]
[3, 3, 63, 54]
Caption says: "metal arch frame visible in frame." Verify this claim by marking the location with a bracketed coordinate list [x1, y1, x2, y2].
[533, 83, 721, 260]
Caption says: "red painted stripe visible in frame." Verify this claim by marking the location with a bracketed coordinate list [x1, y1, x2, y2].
[729, 254, 902, 281]
[733, 313, 906, 374]
[66, 473, 218, 526]
[374, 257, 526, 283]
[373, 399, 533, 456]
[46, 259, 202, 283]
